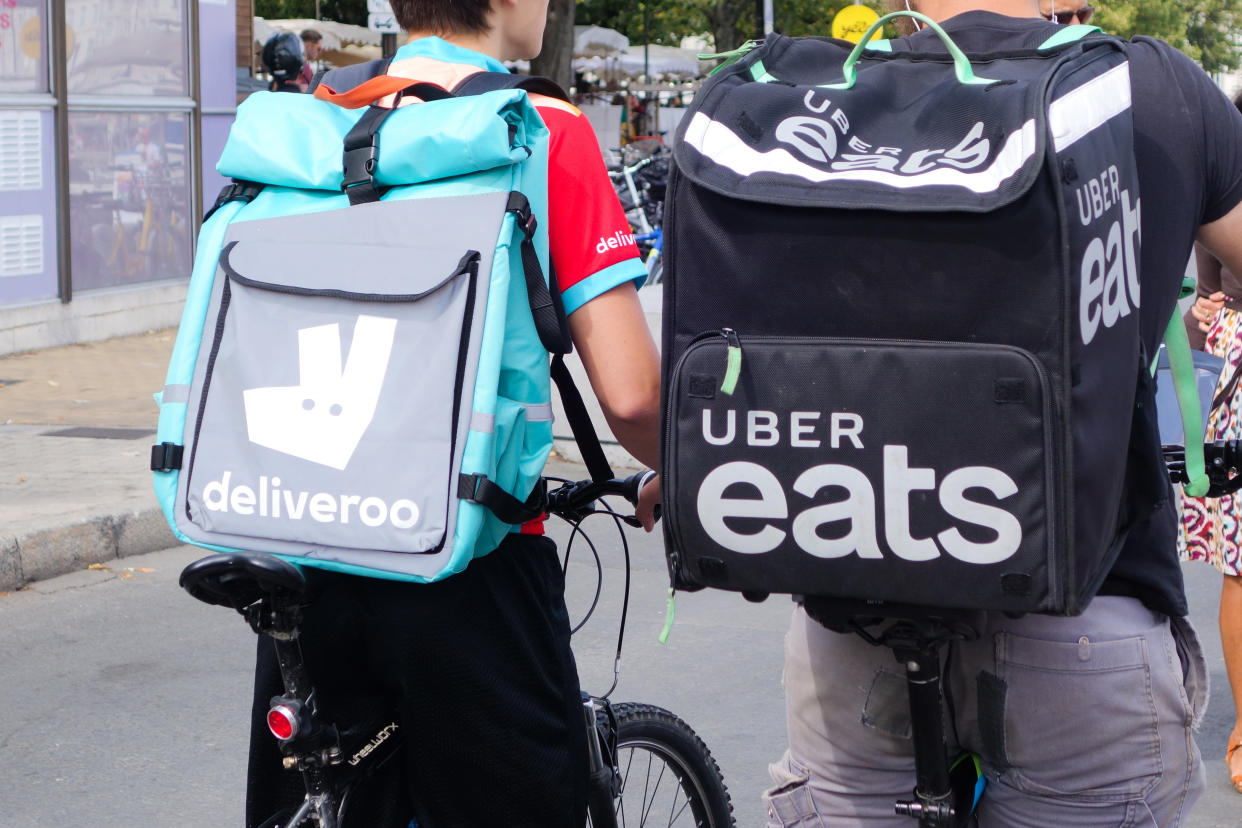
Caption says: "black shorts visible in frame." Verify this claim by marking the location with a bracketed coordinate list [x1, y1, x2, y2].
[245, 534, 587, 828]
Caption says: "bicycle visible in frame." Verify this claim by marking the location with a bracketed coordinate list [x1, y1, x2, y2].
[179, 471, 735, 828]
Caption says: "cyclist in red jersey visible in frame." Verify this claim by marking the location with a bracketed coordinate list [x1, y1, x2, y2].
[245, 3, 662, 827]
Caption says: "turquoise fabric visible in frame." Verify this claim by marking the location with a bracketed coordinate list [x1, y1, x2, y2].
[218, 89, 542, 191]
[156, 48, 573, 582]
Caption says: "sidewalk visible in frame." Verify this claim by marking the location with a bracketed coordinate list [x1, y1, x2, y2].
[0, 330, 179, 591]
[0, 288, 661, 592]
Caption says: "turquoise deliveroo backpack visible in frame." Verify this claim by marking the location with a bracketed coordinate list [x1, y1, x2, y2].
[150, 67, 611, 582]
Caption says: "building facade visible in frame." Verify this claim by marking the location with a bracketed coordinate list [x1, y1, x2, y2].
[0, 0, 235, 355]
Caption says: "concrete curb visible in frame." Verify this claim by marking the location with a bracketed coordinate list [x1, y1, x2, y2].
[0, 508, 177, 592]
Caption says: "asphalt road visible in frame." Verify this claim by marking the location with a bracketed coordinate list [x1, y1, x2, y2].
[0, 521, 1238, 827]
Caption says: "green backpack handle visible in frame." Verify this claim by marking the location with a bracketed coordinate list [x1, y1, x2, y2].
[824, 10, 996, 90]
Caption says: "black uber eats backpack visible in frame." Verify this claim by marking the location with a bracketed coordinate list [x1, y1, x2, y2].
[660, 23, 1172, 616]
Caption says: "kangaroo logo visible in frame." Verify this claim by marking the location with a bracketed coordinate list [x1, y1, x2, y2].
[243, 315, 398, 471]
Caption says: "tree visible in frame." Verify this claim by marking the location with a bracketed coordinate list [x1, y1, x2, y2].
[533, 0, 576, 88]
[254, 0, 366, 26]
[575, 1, 888, 52]
[1066, 0, 1242, 74]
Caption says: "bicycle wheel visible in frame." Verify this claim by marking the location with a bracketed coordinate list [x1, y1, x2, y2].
[600, 702, 734, 828]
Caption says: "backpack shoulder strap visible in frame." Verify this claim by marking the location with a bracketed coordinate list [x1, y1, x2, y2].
[451, 71, 571, 103]
[309, 58, 393, 95]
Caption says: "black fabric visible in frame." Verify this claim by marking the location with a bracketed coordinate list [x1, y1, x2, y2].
[451, 72, 570, 103]
[663, 12, 1242, 618]
[245, 534, 587, 828]
[922, 13, 1242, 617]
[662, 29, 1139, 614]
[311, 58, 391, 95]
[457, 473, 547, 524]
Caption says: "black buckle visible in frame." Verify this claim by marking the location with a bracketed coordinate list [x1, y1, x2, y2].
[212, 180, 263, 210]
[519, 210, 537, 238]
[342, 142, 379, 191]
[506, 193, 538, 238]
[150, 442, 184, 472]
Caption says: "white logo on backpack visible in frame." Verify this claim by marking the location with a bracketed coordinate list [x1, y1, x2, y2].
[243, 315, 397, 470]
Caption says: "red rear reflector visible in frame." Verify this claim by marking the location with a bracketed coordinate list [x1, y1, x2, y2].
[267, 705, 298, 741]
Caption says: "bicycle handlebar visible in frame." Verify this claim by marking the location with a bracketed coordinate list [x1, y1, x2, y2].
[1165, 441, 1242, 497]
[544, 470, 657, 527]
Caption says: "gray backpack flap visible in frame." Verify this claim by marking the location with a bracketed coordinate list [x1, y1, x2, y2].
[175, 192, 506, 571]
[662, 33, 1146, 615]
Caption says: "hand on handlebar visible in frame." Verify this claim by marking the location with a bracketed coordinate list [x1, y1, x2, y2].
[636, 472, 662, 533]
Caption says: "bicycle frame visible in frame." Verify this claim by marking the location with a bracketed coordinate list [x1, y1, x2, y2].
[180, 472, 685, 828]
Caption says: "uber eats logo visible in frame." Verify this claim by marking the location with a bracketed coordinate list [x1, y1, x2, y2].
[201, 315, 422, 531]
[694, 409, 1023, 565]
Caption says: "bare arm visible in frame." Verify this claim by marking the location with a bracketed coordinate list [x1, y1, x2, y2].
[568, 282, 662, 529]
[569, 282, 661, 469]
[1198, 200, 1242, 290]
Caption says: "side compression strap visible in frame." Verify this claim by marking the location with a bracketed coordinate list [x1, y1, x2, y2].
[1164, 295, 1210, 496]
[458, 474, 547, 524]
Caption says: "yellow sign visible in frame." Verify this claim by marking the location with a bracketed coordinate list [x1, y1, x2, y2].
[17, 16, 72, 60]
[19, 16, 40, 60]
[832, 4, 880, 44]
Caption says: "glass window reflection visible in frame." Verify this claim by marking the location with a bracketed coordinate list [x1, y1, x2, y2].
[65, 0, 188, 96]
[68, 111, 192, 291]
[0, 0, 50, 93]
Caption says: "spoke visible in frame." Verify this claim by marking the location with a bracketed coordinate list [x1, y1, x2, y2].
[641, 755, 669, 826]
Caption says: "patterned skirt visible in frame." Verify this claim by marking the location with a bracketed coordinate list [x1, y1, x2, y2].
[1179, 305, 1242, 576]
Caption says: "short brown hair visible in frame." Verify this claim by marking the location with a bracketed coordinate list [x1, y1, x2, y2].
[300, 28, 322, 43]
[389, 0, 492, 35]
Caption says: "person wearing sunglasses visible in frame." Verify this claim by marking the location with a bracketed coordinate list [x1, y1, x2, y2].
[1041, 0, 1094, 24]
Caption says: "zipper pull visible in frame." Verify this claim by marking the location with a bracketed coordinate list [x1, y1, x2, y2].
[659, 587, 677, 644]
[699, 39, 763, 76]
[721, 328, 742, 396]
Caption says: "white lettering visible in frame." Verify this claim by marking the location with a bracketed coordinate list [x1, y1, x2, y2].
[309, 492, 336, 523]
[697, 462, 788, 554]
[230, 484, 256, 516]
[883, 445, 939, 561]
[359, 497, 387, 528]
[390, 499, 420, 529]
[204, 471, 231, 512]
[790, 412, 821, 448]
[748, 411, 780, 447]
[936, 467, 1022, 563]
[340, 494, 361, 524]
[1079, 236, 1106, 344]
[791, 464, 883, 559]
[1102, 220, 1129, 327]
[702, 409, 736, 446]
[1122, 191, 1141, 308]
[830, 413, 864, 449]
[283, 489, 308, 520]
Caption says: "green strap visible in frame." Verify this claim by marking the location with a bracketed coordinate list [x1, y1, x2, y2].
[658, 588, 676, 644]
[825, 11, 995, 90]
[1037, 24, 1103, 51]
[1164, 305, 1211, 496]
[701, 39, 763, 76]
[721, 344, 742, 395]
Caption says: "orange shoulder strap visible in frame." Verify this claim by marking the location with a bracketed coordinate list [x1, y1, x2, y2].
[314, 75, 444, 109]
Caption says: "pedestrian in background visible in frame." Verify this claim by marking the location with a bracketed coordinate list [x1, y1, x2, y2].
[1180, 88, 1242, 797]
[299, 29, 323, 90]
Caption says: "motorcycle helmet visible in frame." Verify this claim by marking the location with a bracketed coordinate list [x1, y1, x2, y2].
[262, 32, 305, 81]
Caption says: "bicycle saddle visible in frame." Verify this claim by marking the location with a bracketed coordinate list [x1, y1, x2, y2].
[179, 552, 307, 612]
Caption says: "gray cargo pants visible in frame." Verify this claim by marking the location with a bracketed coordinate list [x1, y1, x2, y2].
[764, 597, 1208, 827]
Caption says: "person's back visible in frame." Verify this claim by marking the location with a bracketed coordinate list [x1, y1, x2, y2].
[762, 2, 1242, 826]
[242, 2, 662, 827]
